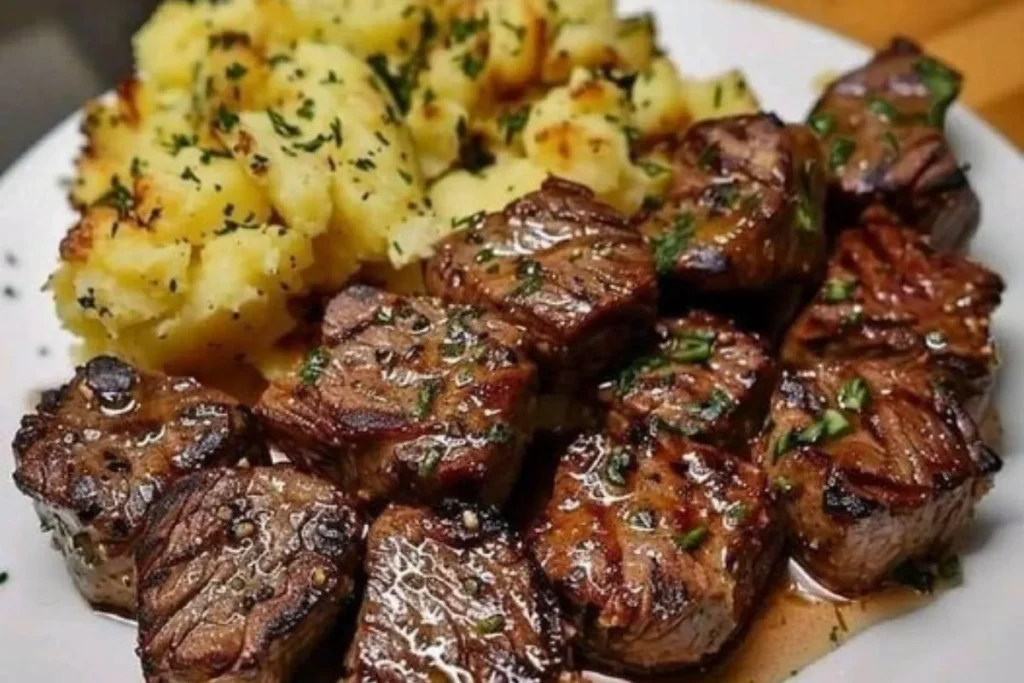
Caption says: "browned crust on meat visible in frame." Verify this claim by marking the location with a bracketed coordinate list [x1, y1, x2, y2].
[344, 501, 576, 682]
[256, 285, 537, 507]
[600, 311, 777, 454]
[136, 466, 364, 683]
[424, 177, 658, 390]
[753, 360, 1000, 594]
[529, 433, 783, 673]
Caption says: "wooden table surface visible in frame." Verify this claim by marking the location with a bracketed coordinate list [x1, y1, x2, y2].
[753, 0, 1024, 149]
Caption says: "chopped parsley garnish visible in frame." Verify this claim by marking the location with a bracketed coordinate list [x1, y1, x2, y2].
[772, 429, 795, 463]
[474, 247, 495, 264]
[613, 354, 667, 395]
[475, 614, 506, 635]
[418, 448, 443, 477]
[459, 52, 486, 79]
[500, 19, 526, 43]
[413, 378, 442, 420]
[604, 448, 632, 486]
[330, 118, 344, 147]
[510, 259, 544, 298]
[296, 98, 316, 120]
[915, 57, 960, 126]
[374, 306, 394, 325]
[215, 106, 239, 133]
[163, 133, 197, 156]
[828, 137, 856, 170]
[688, 388, 734, 423]
[484, 423, 513, 444]
[93, 177, 134, 219]
[293, 135, 328, 153]
[450, 14, 489, 43]
[808, 111, 836, 137]
[225, 62, 248, 81]
[651, 213, 695, 275]
[696, 143, 720, 171]
[837, 377, 869, 412]
[268, 109, 301, 138]
[724, 502, 749, 525]
[867, 96, 900, 123]
[180, 166, 201, 186]
[772, 475, 795, 495]
[674, 525, 708, 551]
[452, 212, 485, 229]
[199, 148, 232, 164]
[354, 157, 377, 171]
[629, 508, 656, 530]
[639, 160, 669, 178]
[795, 192, 816, 232]
[498, 106, 531, 144]
[775, 409, 850, 460]
[892, 559, 935, 593]
[669, 329, 716, 364]
[299, 347, 331, 386]
[823, 277, 857, 303]
[882, 130, 900, 156]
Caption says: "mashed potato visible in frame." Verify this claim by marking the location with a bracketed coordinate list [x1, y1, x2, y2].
[53, 0, 761, 376]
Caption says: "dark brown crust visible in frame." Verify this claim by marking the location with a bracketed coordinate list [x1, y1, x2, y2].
[136, 466, 364, 683]
[809, 37, 978, 250]
[600, 311, 777, 455]
[344, 501, 577, 682]
[256, 285, 537, 508]
[637, 114, 827, 294]
[11, 356, 267, 616]
[529, 433, 783, 673]
[782, 223, 1004, 419]
[424, 177, 658, 391]
[753, 359, 1000, 594]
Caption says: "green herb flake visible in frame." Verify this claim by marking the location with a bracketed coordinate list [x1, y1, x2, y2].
[215, 106, 240, 133]
[724, 502, 749, 525]
[180, 166, 201, 186]
[696, 143, 720, 171]
[630, 508, 656, 530]
[821, 409, 851, 438]
[670, 329, 716, 364]
[837, 377, 869, 412]
[772, 475, 795, 495]
[674, 525, 708, 551]
[267, 109, 301, 138]
[604, 448, 632, 487]
[808, 111, 836, 137]
[651, 213, 695, 275]
[450, 14, 489, 43]
[498, 107, 531, 144]
[474, 247, 495, 264]
[296, 98, 316, 121]
[823, 277, 857, 303]
[689, 388, 733, 423]
[413, 378, 442, 420]
[299, 347, 331, 386]
[866, 96, 900, 123]
[795, 192, 816, 232]
[938, 555, 962, 585]
[892, 559, 935, 594]
[613, 354, 667, 396]
[374, 306, 394, 325]
[484, 423, 513, 444]
[418, 447, 443, 477]
[639, 160, 669, 178]
[882, 130, 900, 156]
[772, 429, 795, 463]
[93, 177, 134, 219]
[828, 137, 856, 170]
[914, 57, 960, 127]
[330, 118, 344, 147]
[225, 62, 248, 81]
[459, 52, 486, 79]
[475, 614, 506, 635]
[510, 259, 544, 298]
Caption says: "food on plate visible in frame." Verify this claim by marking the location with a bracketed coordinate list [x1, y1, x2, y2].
[51, 0, 761, 379]
[809, 37, 978, 250]
[753, 359, 1001, 594]
[136, 465, 364, 683]
[11, 356, 266, 617]
[600, 310, 777, 454]
[257, 285, 537, 507]
[425, 177, 658, 390]
[782, 223, 1004, 419]
[344, 500, 576, 682]
[528, 432, 783, 672]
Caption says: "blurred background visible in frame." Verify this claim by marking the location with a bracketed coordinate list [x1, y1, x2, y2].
[0, 0, 1020, 173]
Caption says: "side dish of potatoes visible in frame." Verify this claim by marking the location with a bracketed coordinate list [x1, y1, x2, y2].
[50, 0, 759, 376]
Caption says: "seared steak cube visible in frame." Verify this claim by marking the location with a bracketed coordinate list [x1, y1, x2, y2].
[637, 114, 827, 295]
[257, 285, 537, 507]
[344, 501, 576, 682]
[600, 311, 776, 454]
[529, 433, 782, 673]
[809, 37, 977, 250]
[753, 360, 1001, 595]
[425, 177, 658, 390]
[136, 466, 364, 683]
[11, 356, 266, 617]
[782, 223, 1003, 419]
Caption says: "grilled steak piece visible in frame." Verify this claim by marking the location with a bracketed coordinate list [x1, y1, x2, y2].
[753, 360, 1001, 595]
[809, 37, 977, 250]
[256, 285, 537, 507]
[344, 501, 576, 682]
[637, 114, 827, 298]
[11, 356, 266, 617]
[529, 432, 783, 673]
[599, 311, 776, 454]
[424, 177, 658, 391]
[782, 223, 1003, 420]
[136, 466, 364, 683]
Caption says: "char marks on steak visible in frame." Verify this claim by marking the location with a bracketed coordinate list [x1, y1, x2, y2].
[344, 500, 577, 682]
[529, 432, 782, 673]
[136, 466, 364, 683]
[11, 356, 266, 617]
[753, 359, 1000, 594]
[600, 310, 776, 454]
[809, 37, 978, 250]
[425, 177, 658, 390]
[256, 285, 537, 507]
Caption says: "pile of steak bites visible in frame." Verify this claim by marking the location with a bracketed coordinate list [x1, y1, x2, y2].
[11, 39, 1005, 681]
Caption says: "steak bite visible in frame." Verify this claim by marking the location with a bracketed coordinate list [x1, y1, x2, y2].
[599, 311, 776, 454]
[344, 501, 576, 682]
[782, 223, 1004, 418]
[11, 356, 266, 617]
[529, 433, 783, 673]
[424, 177, 658, 390]
[809, 37, 977, 250]
[256, 285, 537, 507]
[753, 360, 1001, 595]
[136, 466, 364, 683]
[637, 113, 827, 296]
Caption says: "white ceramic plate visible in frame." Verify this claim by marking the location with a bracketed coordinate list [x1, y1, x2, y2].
[1, 1, 1022, 680]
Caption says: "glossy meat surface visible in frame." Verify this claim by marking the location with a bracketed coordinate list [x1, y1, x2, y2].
[529, 433, 782, 672]
[753, 360, 1000, 594]
[637, 114, 827, 294]
[808, 37, 978, 250]
[425, 177, 658, 390]
[136, 466, 364, 683]
[11, 356, 266, 616]
[600, 311, 776, 454]
[344, 501, 576, 682]
[257, 285, 537, 507]
[782, 223, 1003, 418]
